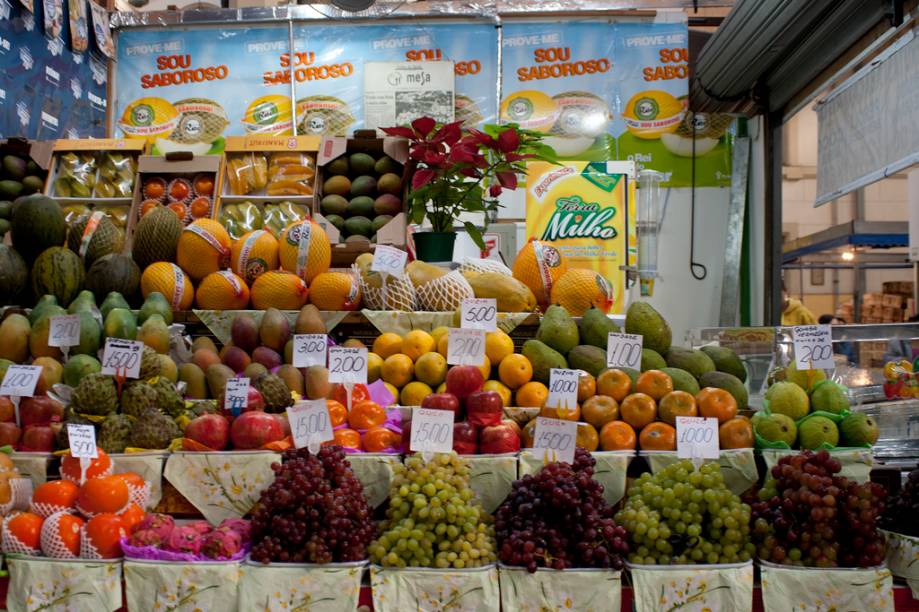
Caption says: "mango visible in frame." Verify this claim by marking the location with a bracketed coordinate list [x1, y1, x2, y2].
[158, 354, 178, 383]
[104, 308, 138, 341]
[277, 364, 304, 396]
[178, 363, 207, 399]
[304, 365, 330, 400]
[295, 304, 325, 334]
[192, 336, 219, 354]
[137, 314, 170, 354]
[192, 348, 222, 373]
[231, 314, 259, 353]
[206, 363, 235, 399]
[0, 314, 30, 363]
[33, 356, 62, 394]
[567, 345, 607, 377]
[259, 308, 290, 352]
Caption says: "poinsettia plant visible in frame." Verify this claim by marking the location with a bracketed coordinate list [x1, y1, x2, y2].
[381, 117, 556, 248]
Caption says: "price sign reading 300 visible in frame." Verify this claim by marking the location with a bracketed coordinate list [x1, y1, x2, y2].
[293, 334, 327, 368]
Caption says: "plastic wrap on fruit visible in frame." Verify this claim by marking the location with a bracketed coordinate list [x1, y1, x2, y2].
[62, 204, 91, 223]
[95, 152, 136, 198]
[278, 201, 309, 222]
[263, 205, 285, 238]
[226, 153, 268, 195]
[55, 152, 97, 198]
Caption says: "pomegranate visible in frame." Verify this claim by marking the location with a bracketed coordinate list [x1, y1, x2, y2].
[230, 411, 284, 450]
[184, 414, 230, 451]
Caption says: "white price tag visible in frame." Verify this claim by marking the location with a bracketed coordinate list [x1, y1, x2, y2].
[224, 377, 250, 416]
[676, 416, 719, 460]
[461, 298, 497, 332]
[292, 334, 327, 368]
[100, 338, 144, 379]
[792, 324, 834, 370]
[67, 424, 98, 458]
[328, 346, 368, 384]
[546, 368, 580, 414]
[447, 328, 485, 366]
[533, 417, 577, 465]
[371, 245, 408, 277]
[287, 400, 335, 450]
[0, 365, 41, 397]
[607, 332, 643, 370]
[48, 315, 81, 348]
[410, 408, 454, 454]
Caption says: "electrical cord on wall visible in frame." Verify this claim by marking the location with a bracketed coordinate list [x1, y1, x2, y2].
[689, 114, 707, 281]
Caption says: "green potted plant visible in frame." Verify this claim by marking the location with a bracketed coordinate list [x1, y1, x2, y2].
[382, 117, 555, 262]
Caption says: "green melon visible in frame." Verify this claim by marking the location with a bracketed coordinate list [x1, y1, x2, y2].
[66, 213, 124, 267]
[31, 246, 85, 305]
[0, 244, 29, 305]
[132, 206, 182, 270]
[86, 254, 141, 304]
[10, 194, 66, 262]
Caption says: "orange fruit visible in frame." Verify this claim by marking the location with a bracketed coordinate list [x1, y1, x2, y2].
[230, 230, 279, 286]
[414, 352, 448, 387]
[577, 372, 596, 402]
[363, 426, 401, 452]
[540, 402, 580, 421]
[30, 480, 80, 517]
[168, 202, 187, 220]
[639, 422, 677, 451]
[599, 421, 637, 451]
[521, 419, 537, 447]
[581, 395, 620, 429]
[327, 428, 362, 450]
[549, 268, 614, 316]
[278, 219, 331, 283]
[499, 354, 533, 390]
[636, 370, 674, 401]
[112, 472, 149, 508]
[516, 381, 549, 408]
[512, 239, 567, 308]
[719, 417, 754, 449]
[477, 355, 492, 382]
[330, 383, 370, 408]
[372, 333, 403, 359]
[402, 330, 436, 362]
[348, 400, 386, 430]
[327, 400, 347, 427]
[309, 272, 362, 311]
[250, 270, 309, 310]
[400, 381, 433, 406]
[118, 503, 146, 532]
[193, 175, 214, 197]
[76, 476, 129, 517]
[61, 449, 112, 484]
[177, 219, 232, 282]
[5, 512, 44, 552]
[620, 393, 657, 430]
[140, 262, 195, 310]
[195, 270, 250, 310]
[381, 354, 414, 388]
[658, 391, 698, 426]
[576, 422, 599, 451]
[40, 511, 84, 558]
[696, 387, 738, 424]
[140, 200, 161, 216]
[82, 514, 127, 559]
[597, 369, 633, 402]
[436, 333, 450, 358]
[485, 331, 515, 365]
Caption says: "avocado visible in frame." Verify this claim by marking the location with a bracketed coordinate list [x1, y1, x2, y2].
[0, 219, 9, 236]
[326, 156, 349, 176]
[535, 304, 579, 355]
[661, 367, 700, 395]
[2, 156, 26, 181]
[320, 194, 348, 217]
[21, 176, 44, 194]
[521, 339, 568, 385]
[641, 348, 667, 372]
[0, 180, 23, 200]
[699, 370, 748, 410]
[349, 152, 376, 175]
[350, 175, 377, 197]
[700, 345, 747, 382]
[343, 216, 373, 238]
[665, 347, 717, 381]
[578, 306, 620, 349]
[347, 195, 375, 218]
[567, 345, 607, 377]
[625, 302, 672, 355]
[0, 201, 12, 220]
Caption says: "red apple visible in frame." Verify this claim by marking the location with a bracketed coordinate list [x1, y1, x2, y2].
[0, 397, 15, 423]
[421, 393, 461, 421]
[453, 422, 478, 455]
[479, 422, 521, 454]
[20, 396, 62, 427]
[230, 411, 284, 450]
[0, 421, 21, 447]
[465, 391, 503, 427]
[184, 414, 230, 451]
[445, 366, 484, 402]
[20, 425, 55, 452]
[501, 418, 522, 438]
[401, 420, 412, 455]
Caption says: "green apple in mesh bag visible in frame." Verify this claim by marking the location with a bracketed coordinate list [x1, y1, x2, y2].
[839, 412, 879, 446]
[809, 381, 850, 414]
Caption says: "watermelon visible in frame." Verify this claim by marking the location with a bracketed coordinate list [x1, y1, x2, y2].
[31, 246, 84, 305]
[85, 253, 141, 304]
[0, 244, 28, 305]
[10, 194, 66, 262]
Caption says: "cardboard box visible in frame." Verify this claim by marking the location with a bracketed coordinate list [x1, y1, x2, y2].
[862, 292, 883, 306]
[882, 293, 905, 308]
[883, 281, 914, 296]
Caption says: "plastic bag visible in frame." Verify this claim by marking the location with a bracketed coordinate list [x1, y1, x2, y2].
[225, 152, 268, 195]
[266, 152, 315, 196]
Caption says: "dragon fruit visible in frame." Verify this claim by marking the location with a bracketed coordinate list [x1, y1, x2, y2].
[187, 520, 212, 535]
[201, 526, 243, 560]
[129, 528, 164, 548]
[136, 514, 174, 540]
[165, 525, 202, 554]
[218, 518, 251, 542]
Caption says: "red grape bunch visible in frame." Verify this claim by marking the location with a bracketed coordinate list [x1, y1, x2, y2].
[495, 448, 628, 573]
[751, 450, 887, 567]
[250, 446, 374, 564]
[881, 466, 919, 536]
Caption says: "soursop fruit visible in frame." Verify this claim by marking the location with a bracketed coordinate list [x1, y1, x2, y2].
[151, 377, 184, 418]
[99, 413, 135, 454]
[120, 382, 158, 418]
[187, 400, 219, 418]
[130, 408, 181, 449]
[139, 346, 162, 380]
[70, 373, 119, 416]
[254, 373, 293, 412]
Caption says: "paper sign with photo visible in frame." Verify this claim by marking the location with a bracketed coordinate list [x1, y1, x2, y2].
[363, 61, 455, 132]
[89, 0, 113, 58]
[68, 0, 88, 53]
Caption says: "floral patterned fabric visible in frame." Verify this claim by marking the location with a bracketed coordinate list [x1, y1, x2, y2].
[238, 560, 365, 611]
[163, 451, 279, 525]
[111, 451, 168, 509]
[346, 453, 400, 509]
[759, 560, 893, 612]
[882, 529, 919, 597]
[629, 561, 754, 612]
[519, 450, 633, 506]
[124, 559, 241, 612]
[466, 454, 518, 514]
[371, 564, 499, 611]
[499, 565, 621, 611]
[642, 449, 758, 495]
[760, 447, 873, 483]
[6, 556, 122, 612]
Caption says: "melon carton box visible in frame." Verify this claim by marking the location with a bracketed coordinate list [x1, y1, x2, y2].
[314, 132, 410, 266]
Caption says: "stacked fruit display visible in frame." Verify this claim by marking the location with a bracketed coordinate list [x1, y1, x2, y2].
[369, 453, 497, 568]
[314, 385, 400, 453]
[496, 448, 628, 572]
[318, 152, 403, 244]
[754, 367, 878, 450]
[617, 459, 755, 565]
[138, 173, 215, 224]
[751, 450, 887, 567]
[126, 514, 251, 560]
[250, 446, 373, 563]
[881, 359, 919, 399]
[219, 200, 311, 241]
[3, 450, 148, 559]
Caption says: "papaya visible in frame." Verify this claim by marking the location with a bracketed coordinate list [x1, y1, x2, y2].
[104, 308, 138, 341]
[464, 272, 537, 313]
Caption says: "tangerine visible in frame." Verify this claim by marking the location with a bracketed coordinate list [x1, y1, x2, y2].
[658, 391, 698, 426]
[326, 400, 347, 427]
[620, 393, 657, 430]
[82, 514, 127, 559]
[118, 503, 146, 532]
[329, 383, 370, 408]
[372, 333, 403, 359]
[485, 330, 515, 365]
[577, 372, 597, 402]
[576, 422, 599, 451]
[581, 395, 620, 429]
[597, 369, 633, 401]
[516, 381, 549, 408]
[382, 353, 414, 388]
[414, 352, 448, 387]
[76, 475, 130, 517]
[367, 352, 384, 383]
[599, 421, 637, 451]
[696, 387, 738, 424]
[400, 381, 433, 406]
[521, 419, 537, 447]
[719, 417, 754, 449]
[61, 449, 112, 484]
[499, 354, 533, 390]
[636, 370, 674, 401]
[30, 480, 80, 517]
[348, 400, 387, 430]
[363, 426, 401, 452]
[639, 422, 677, 451]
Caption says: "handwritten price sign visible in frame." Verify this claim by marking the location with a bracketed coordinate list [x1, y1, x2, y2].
[68, 424, 98, 458]
[224, 377, 250, 417]
[410, 408, 454, 454]
[792, 325, 834, 370]
[49, 315, 81, 348]
[607, 332, 643, 370]
[461, 298, 497, 332]
[371, 245, 408, 276]
[292, 334, 327, 368]
[0, 365, 41, 397]
[447, 328, 485, 366]
[533, 417, 577, 465]
[546, 369, 579, 414]
[101, 338, 143, 379]
[287, 400, 334, 450]
[328, 347, 368, 384]
[676, 416, 719, 460]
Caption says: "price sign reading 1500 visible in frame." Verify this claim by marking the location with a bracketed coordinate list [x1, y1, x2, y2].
[328, 347, 368, 384]
[607, 332, 643, 370]
[532, 417, 577, 465]
[101, 339, 143, 379]
[287, 400, 334, 450]
[410, 408, 454, 453]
